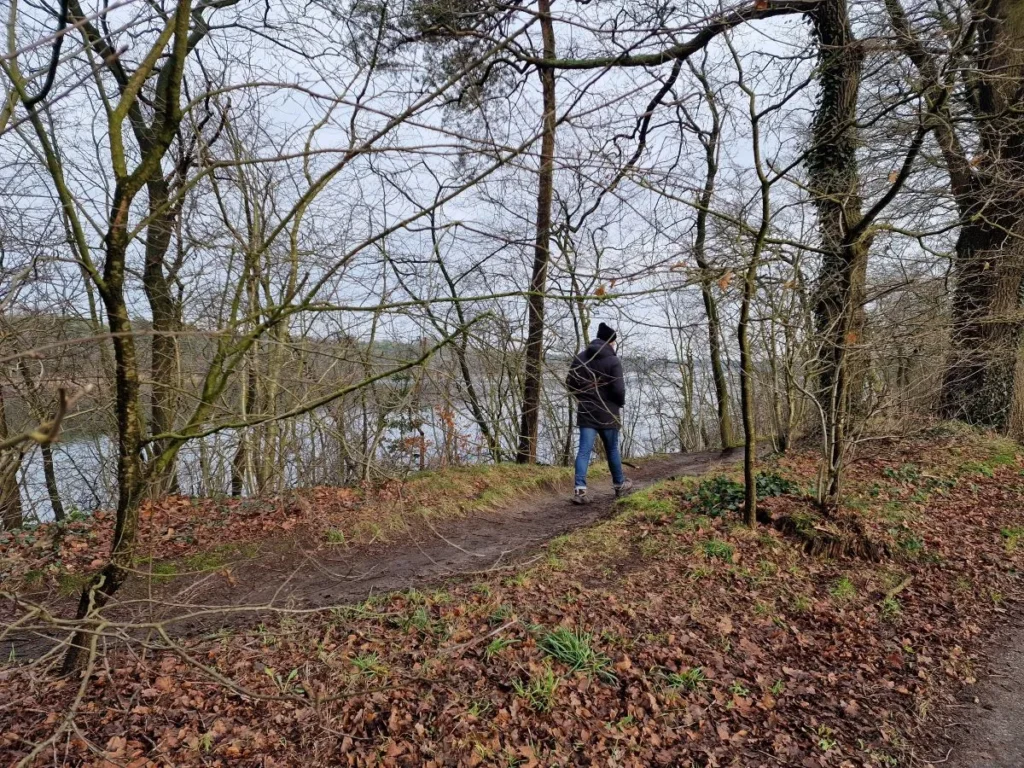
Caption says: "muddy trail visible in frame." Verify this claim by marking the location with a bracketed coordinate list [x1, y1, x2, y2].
[936, 611, 1024, 768]
[6, 448, 741, 661]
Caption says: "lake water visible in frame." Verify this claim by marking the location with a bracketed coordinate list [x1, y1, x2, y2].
[16, 373, 716, 523]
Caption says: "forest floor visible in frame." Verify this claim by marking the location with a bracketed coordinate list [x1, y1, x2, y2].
[1, 449, 735, 660]
[1, 425, 1023, 767]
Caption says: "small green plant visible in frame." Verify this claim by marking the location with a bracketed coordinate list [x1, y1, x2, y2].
[895, 532, 925, 557]
[467, 700, 493, 718]
[264, 666, 302, 695]
[689, 565, 713, 581]
[883, 463, 921, 483]
[538, 627, 613, 680]
[484, 636, 518, 660]
[666, 667, 706, 691]
[511, 664, 560, 712]
[1001, 526, 1024, 553]
[504, 572, 530, 588]
[352, 652, 388, 678]
[689, 476, 744, 517]
[880, 597, 902, 621]
[770, 679, 785, 695]
[791, 595, 812, 613]
[830, 576, 857, 602]
[755, 471, 799, 497]
[325, 528, 346, 544]
[488, 605, 514, 625]
[613, 714, 636, 731]
[198, 731, 215, 752]
[473, 583, 492, 598]
[397, 606, 433, 633]
[728, 680, 751, 697]
[816, 725, 837, 752]
[701, 539, 734, 561]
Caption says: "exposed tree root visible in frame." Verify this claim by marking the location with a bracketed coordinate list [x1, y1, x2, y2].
[772, 511, 890, 561]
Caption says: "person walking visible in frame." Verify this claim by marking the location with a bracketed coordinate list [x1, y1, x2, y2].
[566, 322, 633, 504]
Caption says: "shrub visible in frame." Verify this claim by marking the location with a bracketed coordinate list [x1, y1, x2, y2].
[690, 476, 745, 517]
[755, 471, 799, 497]
[688, 472, 796, 518]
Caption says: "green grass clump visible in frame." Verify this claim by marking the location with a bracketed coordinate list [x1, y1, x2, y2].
[484, 636, 518, 660]
[325, 528, 346, 544]
[538, 626, 614, 680]
[1001, 526, 1024, 553]
[701, 539, 734, 561]
[351, 652, 388, 678]
[666, 666, 706, 691]
[830, 576, 856, 602]
[619, 489, 676, 520]
[511, 663, 560, 711]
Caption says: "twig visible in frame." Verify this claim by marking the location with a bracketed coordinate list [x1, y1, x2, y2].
[884, 576, 914, 601]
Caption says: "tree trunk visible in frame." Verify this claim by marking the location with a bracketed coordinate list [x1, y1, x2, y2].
[885, 0, 1024, 431]
[516, 0, 556, 464]
[65, 208, 146, 674]
[940, 219, 1024, 429]
[16, 358, 64, 520]
[807, 0, 869, 508]
[692, 80, 734, 449]
[738, 253, 758, 527]
[0, 388, 23, 530]
[143, 178, 182, 497]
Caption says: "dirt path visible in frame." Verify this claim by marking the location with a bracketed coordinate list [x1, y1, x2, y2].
[8, 448, 739, 659]
[938, 612, 1024, 768]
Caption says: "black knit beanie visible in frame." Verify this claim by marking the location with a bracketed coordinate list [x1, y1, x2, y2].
[597, 322, 617, 343]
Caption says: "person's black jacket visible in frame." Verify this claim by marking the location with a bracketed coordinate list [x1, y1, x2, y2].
[566, 339, 625, 429]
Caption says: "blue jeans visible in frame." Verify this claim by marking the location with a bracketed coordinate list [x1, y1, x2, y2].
[574, 427, 625, 489]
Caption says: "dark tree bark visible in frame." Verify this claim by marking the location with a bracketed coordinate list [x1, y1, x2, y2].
[887, 0, 1024, 432]
[807, 0, 870, 507]
[143, 176, 183, 497]
[60, 0, 230, 672]
[516, 0, 557, 464]
[0, 388, 23, 530]
[690, 67, 735, 449]
[17, 358, 65, 521]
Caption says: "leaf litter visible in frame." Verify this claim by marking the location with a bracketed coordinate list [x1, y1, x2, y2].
[1, 427, 1021, 766]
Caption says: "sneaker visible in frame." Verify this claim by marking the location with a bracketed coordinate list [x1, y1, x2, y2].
[614, 479, 634, 498]
[571, 488, 590, 505]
